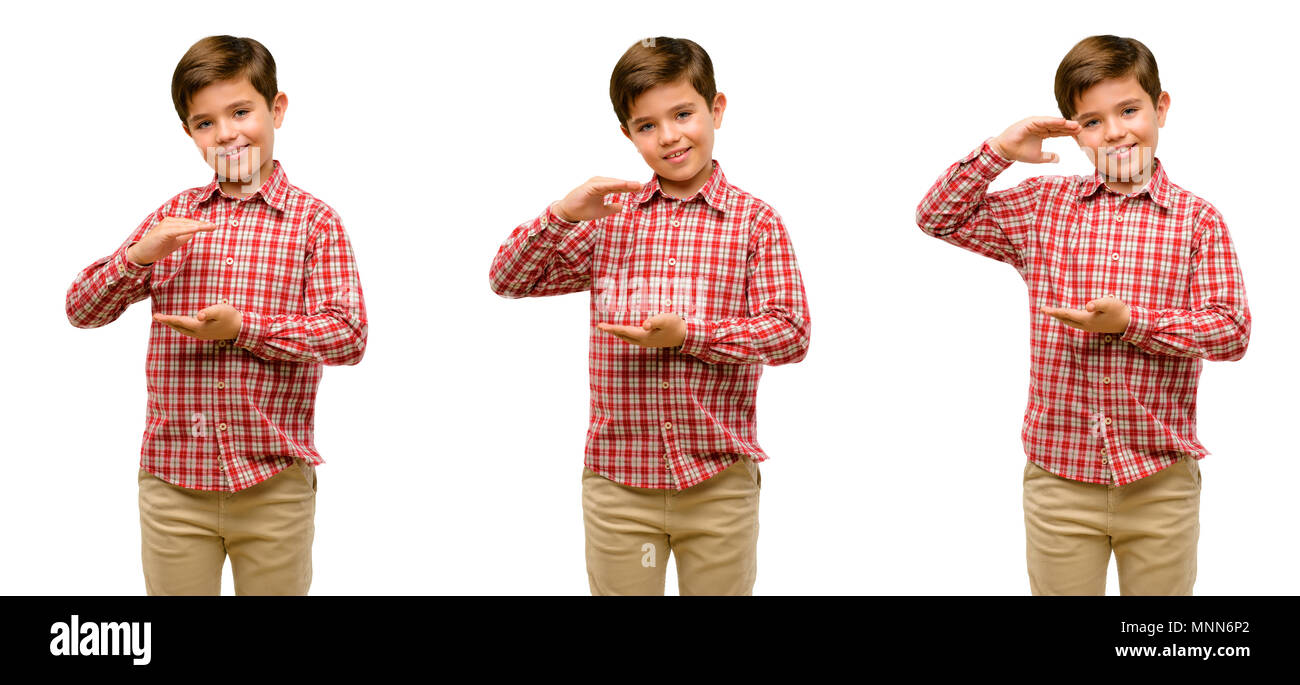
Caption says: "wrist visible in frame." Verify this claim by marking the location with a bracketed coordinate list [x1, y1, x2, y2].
[126, 243, 154, 266]
[550, 202, 577, 224]
[987, 137, 1009, 161]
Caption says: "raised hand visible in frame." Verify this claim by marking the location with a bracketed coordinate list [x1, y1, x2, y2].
[552, 177, 644, 223]
[126, 216, 218, 265]
[1041, 296, 1130, 334]
[597, 313, 686, 348]
[990, 117, 1082, 164]
[153, 302, 242, 340]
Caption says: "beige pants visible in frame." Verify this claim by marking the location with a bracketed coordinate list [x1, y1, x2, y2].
[582, 457, 761, 596]
[138, 461, 317, 596]
[1023, 456, 1201, 596]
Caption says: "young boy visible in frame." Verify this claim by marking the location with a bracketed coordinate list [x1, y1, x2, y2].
[490, 37, 810, 596]
[65, 35, 367, 595]
[916, 35, 1249, 595]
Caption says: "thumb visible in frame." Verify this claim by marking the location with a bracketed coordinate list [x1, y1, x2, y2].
[195, 306, 215, 321]
[1085, 300, 1099, 312]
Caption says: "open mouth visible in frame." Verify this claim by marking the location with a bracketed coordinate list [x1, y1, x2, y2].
[222, 144, 249, 159]
[663, 147, 690, 160]
[1107, 143, 1137, 157]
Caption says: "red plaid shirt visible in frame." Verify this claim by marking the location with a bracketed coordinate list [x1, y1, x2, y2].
[917, 141, 1250, 486]
[490, 161, 810, 490]
[66, 161, 367, 492]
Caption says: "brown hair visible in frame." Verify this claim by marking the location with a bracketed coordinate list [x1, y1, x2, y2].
[610, 37, 717, 127]
[1054, 35, 1162, 120]
[172, 36, 278, 128]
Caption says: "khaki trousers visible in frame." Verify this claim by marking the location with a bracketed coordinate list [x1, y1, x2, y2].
[1023, 456, 1201, 596]
[138, 460, 317, 596]
[582, 457, 761, 596]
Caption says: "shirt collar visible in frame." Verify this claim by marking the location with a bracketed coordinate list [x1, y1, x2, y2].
[1077, 158, 1172, 209]
[191, 159, 291, 212]
[628, 159, 731, 212]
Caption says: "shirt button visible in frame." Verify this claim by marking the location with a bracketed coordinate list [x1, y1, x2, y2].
[1106, 293, 1117, 299]
[1116, 215, 1124, 223]
[667, 258, 677, 266]
[661, 381, 670, 389]
[663, 422, 673, 430]
[116, 264, 126, 274]
[230, 219, 239, 227]
[219, 463, 225, 470]
[1103, 335, 1114, 344]
[1104, 417, 1112, 425]
[662, 298, 672, 307]
[219, 298, 230, 305]
[1102, 458, 1109, 464]
[217, 423, 228, 431]
[1110, 253, 1120, 261]
[216, 340, 228, 348]
[1102, 377, 1111, 384]
[225, 257, 235, 265]
[216, 381, 226, 389]
[671, 220, 680, 228]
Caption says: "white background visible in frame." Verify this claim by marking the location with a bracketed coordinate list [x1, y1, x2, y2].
[3, 0, 1294, 595]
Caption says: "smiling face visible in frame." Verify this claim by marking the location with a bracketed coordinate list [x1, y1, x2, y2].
[1071, 75, 1169, 194]
[621, 80, 726, 199]
[183, 77, 287, 198]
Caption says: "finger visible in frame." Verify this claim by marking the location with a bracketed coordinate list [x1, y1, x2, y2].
[165, 223, 219, 237]
[590, 179, 643, 194]
[598, 324, 641, 337]
[596, 202, 625, 218]
[155, 318, 198, 336]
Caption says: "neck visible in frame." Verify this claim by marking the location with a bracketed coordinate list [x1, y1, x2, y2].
[219, 160, 274, 199]
[659, 160, 714, 200]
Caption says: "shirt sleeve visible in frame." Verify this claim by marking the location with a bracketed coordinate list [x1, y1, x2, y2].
[234, 208, 368, 365]
[915, 139, 1039, 275]
[65, 209, 162, 329]
[489, 205, 599, 298]
[1119, 204, 1250, 361]
[678, 206, 811, 366]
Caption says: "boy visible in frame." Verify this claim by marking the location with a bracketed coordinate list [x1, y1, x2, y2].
[65, 35, 367, 595]
[916, 35, 1249, 595]
[490, 37, 810, 596]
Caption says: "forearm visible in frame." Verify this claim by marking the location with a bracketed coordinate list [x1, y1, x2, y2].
[489, 207, 595, 298]
[66, 242, 153, 328]
[1121, 303, 1250, 361]
[235, 303, 367, 365]
[916, 140, 1014, 236]
[680, 308, 811, 366]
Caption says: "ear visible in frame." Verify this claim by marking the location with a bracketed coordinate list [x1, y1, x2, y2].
[711, 92, 727, 129]
[181, 122, 192, 138]
[621, 124, 631, 142]
[271, 92, 289, 128]
[1155, 91, 1170, 128]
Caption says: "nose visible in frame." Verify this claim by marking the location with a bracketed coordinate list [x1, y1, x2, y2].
[657, 120, 681, 147]
[1102, 117, 1125, 143]
[214, 118, 238, 145]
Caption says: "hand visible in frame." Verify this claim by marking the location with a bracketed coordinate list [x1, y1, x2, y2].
[1041, 296, 1130, 334]
[553, 177, 644, 223]
[127, 216, 218, 265]
[153, 302, 243, 340]
[990, 117, 1081, 164]
[597, 313, 686, 348]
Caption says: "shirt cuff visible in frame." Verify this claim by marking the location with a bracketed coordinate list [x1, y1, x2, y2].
[1119, 304, 1153, 349]
[541, 204, 581, 234]
[234, 310, 265, 353]
[679, 317, 714, 359]
[956, 139, 1015, 180]
[114, 242, 152, 277]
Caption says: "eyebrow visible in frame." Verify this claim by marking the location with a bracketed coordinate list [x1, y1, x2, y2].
[628, 101, 697, 127]
[1074, 98, 1145, 121]
[187, 99, 256, 125]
